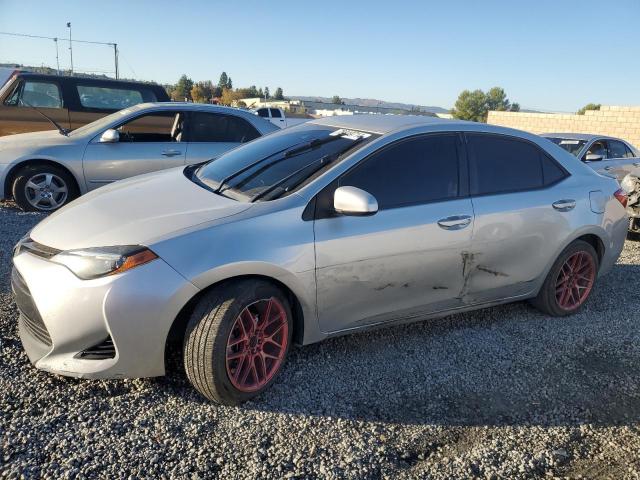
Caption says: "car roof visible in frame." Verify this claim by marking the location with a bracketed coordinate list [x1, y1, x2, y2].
[542, 132, 617, 141]
[129, 102, 263, 115]
[16, 72, 162, 88]
[308, 114, 463, 135]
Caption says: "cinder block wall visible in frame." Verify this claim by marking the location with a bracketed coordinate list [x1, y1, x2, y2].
[487, 106, 640, 149]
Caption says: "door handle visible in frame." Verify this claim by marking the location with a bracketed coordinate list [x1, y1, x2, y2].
[437, 215, 472, 230]
[552, 199, 576, 212]
[604, 166, 613, 171]
[633, 162, 640, 167]
[161, 150, 182, 157]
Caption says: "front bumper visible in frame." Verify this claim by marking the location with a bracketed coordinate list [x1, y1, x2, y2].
[12, 250, 199, 379]
[0, 163, 10, 200]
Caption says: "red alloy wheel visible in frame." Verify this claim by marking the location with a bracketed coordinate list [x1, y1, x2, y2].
[225, 297, 289, 392]
[555, 251, 596, 311]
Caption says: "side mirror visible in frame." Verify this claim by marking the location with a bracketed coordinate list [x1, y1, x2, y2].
[333, 186, 378, 216]
[99, 129, 120, 143]
[584, 153, 603, 162]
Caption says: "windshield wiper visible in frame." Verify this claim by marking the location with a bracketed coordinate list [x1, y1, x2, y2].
[19, 99, 69, 136]
[250, 136, 366, 202]
[215, 135, 342, 194]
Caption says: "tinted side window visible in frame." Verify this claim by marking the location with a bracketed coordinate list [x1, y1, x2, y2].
[257, 108, 269, 118]
[270, 108, 282, 118]
[541, 154, 567, 185]
[77, 85, 155, 110]
[188, 112, 260, 143]
[5, 80, 62, 108]
[468, 134, 549, 195]
[608, 140, 634, 159]
[340, 134, 460, 209]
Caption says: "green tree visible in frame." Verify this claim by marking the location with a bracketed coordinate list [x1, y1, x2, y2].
[257, 87, 264, 98]
[273, 87, 284, 100]
[331, 95, 344, 105]
[218, 72, 229, 90]
[247, 85, 259, 97]
[264, 87, 270, 99]
[577, 103, 601, 115]
[485, 87, 512, 112]
[451, 89, 487, 122]
[451, 87, 520, 122]
[227, 77, 233, 89]
[172, 74, 194, 101]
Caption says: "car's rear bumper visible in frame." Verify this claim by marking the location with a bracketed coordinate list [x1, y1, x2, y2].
[12, 250, 199, 379]
[599, 213, 628, 277]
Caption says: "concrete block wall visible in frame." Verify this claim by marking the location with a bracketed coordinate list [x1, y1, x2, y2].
[487, 106, 640, 148]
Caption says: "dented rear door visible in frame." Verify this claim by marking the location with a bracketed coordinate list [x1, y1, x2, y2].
[463, 133, 575, 303]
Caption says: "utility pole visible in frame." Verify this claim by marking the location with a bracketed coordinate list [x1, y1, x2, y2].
[113, 43, 119, 79]
[67, 22, 73, 74]
[53, 38, 60, 75]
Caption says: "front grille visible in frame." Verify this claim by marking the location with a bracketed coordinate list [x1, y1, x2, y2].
[74, 337, 116, 360]
[11, 268, 52, 346]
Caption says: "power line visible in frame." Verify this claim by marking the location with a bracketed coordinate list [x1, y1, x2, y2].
[0, 30, 115, 46]
[0, 30, 120, 78]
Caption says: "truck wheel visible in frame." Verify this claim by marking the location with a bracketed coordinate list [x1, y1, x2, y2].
[531, 240, 599, 316]
[12, 163, 78, 212]
[183, 279, 293, 405]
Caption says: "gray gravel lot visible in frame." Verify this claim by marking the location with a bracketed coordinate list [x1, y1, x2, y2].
[1, 201, 640, 479]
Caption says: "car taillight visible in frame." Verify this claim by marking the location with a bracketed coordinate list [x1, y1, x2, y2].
[614, 188, 628, 208]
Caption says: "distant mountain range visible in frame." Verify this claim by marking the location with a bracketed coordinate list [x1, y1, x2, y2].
[289, 96, 450, 114]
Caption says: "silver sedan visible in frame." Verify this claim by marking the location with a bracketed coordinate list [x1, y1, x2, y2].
[0, 102, 278, 211]
[12, 116, 628, 404]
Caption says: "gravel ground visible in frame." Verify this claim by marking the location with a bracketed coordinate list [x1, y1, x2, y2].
[1, 201, 640, 479]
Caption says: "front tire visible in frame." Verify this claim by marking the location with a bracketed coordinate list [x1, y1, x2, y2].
[531, 240, 598, 316]
[183, 280, 293, 405]
[11, 163, 78, 212]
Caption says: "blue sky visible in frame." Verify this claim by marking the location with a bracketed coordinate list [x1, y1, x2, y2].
[1, 0, 638, 111]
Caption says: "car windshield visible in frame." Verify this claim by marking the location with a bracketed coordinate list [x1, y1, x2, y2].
[194, 124, 375, 201]
[545, 137, 587, 156]
[68, 104, 146, 137]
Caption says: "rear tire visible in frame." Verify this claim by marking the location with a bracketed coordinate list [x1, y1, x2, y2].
[183, 279, 293, 405]
[531, 240, 599, 316]
[11, 163, 78, 212]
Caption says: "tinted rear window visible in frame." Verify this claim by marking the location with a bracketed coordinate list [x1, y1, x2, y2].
[188, 112, 260, 143]
[468, 134, 565, 195]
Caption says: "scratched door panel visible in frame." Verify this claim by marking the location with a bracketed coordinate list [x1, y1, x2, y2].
[467, 186, 580, 303]
[314, 198, 474, 334]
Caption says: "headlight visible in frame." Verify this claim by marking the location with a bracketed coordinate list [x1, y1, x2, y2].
[620, 174, 639, 195]
[51, 245, 158, 280]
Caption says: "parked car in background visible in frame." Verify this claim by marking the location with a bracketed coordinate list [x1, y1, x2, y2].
[543, 133, 640, 235]
[0, 71, 170, 136]
[543, 133, 639, 176]
[0, 102, 278, 211]
[253, 106, 288, 128]
[12, 116, 628, 404]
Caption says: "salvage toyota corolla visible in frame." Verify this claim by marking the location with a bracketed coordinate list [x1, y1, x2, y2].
[12, 116, 629, 404]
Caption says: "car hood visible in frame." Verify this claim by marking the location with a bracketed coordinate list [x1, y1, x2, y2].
[0, 129, 72, 149]
[31, 167, 251, 250]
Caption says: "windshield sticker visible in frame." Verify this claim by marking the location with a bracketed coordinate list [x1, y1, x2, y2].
[330, 128, 372, 140]
[560, 140, 580, 145]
